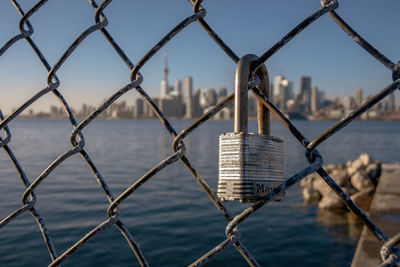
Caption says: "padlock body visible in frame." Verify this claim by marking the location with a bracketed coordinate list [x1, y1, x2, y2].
[218, 132, 284, 202]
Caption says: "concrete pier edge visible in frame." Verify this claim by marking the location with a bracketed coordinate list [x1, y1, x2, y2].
[351, 163, 400, 267]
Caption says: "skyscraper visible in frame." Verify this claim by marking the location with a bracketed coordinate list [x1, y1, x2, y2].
[175, 80, 182, 98]
[134, 98, 144, 118]
[298, 76, 312, 112]
[208, 88, 217, 106]
[182, 76, 193, 118]
[273, 75, 284, 106]
[354, 88, 363, 108]
[386, 92, 396, 112]
[273, 75, 293, 110]
[218, 87, 227, 99]
[199, 89, 208, 109]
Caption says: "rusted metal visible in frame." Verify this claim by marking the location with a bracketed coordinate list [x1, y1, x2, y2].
[380, 233, 400, 267]
[0, 0, 399, 266]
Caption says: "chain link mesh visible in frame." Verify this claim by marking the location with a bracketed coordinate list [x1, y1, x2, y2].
[1, 0, 399, 266]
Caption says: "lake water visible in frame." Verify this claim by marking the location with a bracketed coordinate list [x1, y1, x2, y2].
[0, 119, 399, 266]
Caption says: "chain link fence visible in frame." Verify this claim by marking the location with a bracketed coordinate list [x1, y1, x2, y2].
[1, 0, 399, 266]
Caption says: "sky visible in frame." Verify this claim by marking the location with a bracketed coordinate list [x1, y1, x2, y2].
[0, 0, 399, 114]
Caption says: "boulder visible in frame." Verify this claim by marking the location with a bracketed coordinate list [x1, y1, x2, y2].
[301, 186, 321, 203]
[300, 173, 316, 189]
[350, 189, 375, 211]
[365, 163, 381, 184]
[301, 174, 321, 203]
[313, 177, 333, 197]
[337, 163, 346, 170]
[318, 191, 344, 212]
[329, 169, 349, 186]
[343, 183, 357, 196]
[347, 154, 371, 176]
[325, 164, 337, 173]
[359, 153, 371, 166]
[350, 170, 375, 191]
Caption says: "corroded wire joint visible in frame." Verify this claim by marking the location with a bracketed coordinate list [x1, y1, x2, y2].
[46, 11, 109, 87]
[305, 148, 322, 164]
[17, 0, 42, 37]
[21, 144, 84, 205]
[380, 233, 400, 267]
[106, 149, 183, 218]
[94, 0, 113, 23]
[193, 0, 204, 13]
[130, 8, 206, 82]
[393, 61, 400, 82]
[321, 0, 339, 8]
[0, 111, 11, 148]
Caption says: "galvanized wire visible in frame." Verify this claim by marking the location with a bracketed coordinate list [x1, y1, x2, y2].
[0, 0, 399, 266]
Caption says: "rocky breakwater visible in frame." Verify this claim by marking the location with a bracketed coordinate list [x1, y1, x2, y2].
[301, 153, 381, 213]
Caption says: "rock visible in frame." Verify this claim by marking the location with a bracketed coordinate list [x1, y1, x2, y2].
[301, 186, 321, 203]
[325, 164, 336, 173]
[313, 177, 333, 197]
[301, 174, 321, 203]
[300, 173, 315, 188]
[337, 163, 346, 170]
[347, 154, 371, 176]
[359, 153, 371, 166]
[329, 169, 349, 186]
[350, 189, 375, 211]
[343, 183, 357, 196]
[348, 160, 363, 176]
[365, 163, 381, 184]
[318, 191, 344, 212]
[350, 170, 375, 191]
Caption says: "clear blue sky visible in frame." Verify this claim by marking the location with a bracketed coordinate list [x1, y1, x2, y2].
[0, 0, 399, 114]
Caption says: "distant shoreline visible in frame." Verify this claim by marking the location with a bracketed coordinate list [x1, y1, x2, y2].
[10, 116, 400, 122]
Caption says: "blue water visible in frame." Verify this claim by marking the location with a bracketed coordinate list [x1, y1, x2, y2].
[0, 119, 399, 266]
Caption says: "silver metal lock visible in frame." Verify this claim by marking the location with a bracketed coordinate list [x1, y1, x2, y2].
[218, 54, 284, 202]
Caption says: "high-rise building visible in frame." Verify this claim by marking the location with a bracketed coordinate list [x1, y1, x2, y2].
[134, 98, 144, 118]
[208, 88, 217, 106]
[298, 76, 312, 112]
[311, 85, 319, 113]
[318, 90, 325, 109]
[199, 89, 209, 109]
[175, 80, 182, 98]
[193, 89, 203, 117]
[159, 97, 182, 117]
[273, 75, 284, 107]
[273, 75, 293, 110]
[354, 88, 363, 108]
[386, 92, 396, 112]
[343, 96, 354, 111]
[160, 80, 168, 99]
[182, 76, 193, 118]
[218, 87, 227, 99]
[144, 97, 156, 118]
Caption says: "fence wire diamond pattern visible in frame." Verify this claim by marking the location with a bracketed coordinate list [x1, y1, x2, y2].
[0, 0, 399, 266]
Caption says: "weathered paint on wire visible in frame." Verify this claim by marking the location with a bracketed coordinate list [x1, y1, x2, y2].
[0, 0, 398, 266]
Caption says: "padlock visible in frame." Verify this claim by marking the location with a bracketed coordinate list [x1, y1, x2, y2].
[217, 54, 284, 202]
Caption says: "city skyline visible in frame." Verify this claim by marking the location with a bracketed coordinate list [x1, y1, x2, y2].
[21, 56, 399, 122]
[1, 1, 399, 115]
[6, 51, 400, 117]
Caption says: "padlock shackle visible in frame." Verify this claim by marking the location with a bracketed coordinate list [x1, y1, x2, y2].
[234, 54, 270, 134]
